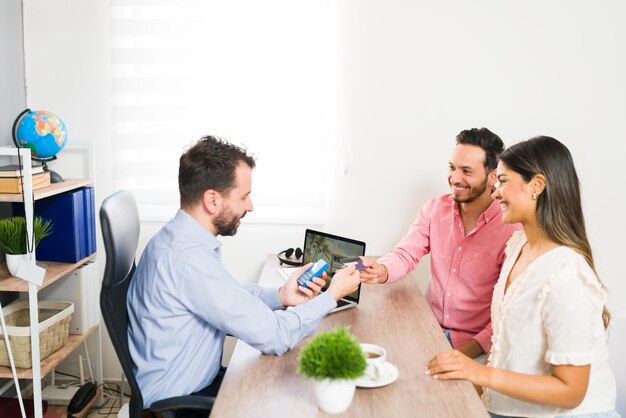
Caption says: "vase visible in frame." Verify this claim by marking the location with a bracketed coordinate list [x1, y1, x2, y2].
[313, 378, 357, 414]
[6, 253, 29, 276]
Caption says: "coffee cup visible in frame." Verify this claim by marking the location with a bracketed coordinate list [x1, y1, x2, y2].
[360, 343, 387, 380]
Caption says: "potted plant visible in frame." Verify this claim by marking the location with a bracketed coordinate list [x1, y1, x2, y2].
[297, 326, 367, 414]
[0, 216, 53, 275]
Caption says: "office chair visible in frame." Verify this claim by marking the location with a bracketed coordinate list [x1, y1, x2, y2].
[100, 190, 214, 418]
[609, 310, 626, 416]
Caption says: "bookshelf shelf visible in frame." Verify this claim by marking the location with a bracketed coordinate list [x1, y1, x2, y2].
[0, 253, 97, 292]
[0, 178, 93, 202]
[0, 326, 98, 379]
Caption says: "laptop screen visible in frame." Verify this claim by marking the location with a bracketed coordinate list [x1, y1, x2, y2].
[302, 229, 366, 302]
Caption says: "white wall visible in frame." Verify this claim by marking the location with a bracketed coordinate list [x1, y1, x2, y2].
[22, 0, 115, 378]
[0, 0, 26, 147]
[0, 0, 26, 294]
[23, 0, 626, 381]
[329, 0, 626, 311]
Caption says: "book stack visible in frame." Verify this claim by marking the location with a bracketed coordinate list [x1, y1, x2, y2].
[0, 164, 50, 193]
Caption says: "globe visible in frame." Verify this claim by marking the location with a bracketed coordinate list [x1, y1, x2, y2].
[13, 109, 68, 159]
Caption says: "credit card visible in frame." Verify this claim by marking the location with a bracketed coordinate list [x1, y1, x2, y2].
[341, 257, 367, 270]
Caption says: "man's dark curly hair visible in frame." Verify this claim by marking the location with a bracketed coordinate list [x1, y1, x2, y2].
[178, 136, 256, 208]
[455, 128, 504, 171]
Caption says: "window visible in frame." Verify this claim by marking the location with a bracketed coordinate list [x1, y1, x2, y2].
[111, 0, 340, 223]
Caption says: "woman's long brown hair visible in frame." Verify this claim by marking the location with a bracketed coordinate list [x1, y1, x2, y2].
[499, 136, 610, 328]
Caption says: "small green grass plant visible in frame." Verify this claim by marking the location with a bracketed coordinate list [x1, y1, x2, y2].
[298, 326, 367, 381]
[0, 216, 53, 255]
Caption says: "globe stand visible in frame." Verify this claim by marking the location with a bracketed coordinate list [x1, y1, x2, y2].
[41, 160, 64, 183]
[12, 108, 68, 184]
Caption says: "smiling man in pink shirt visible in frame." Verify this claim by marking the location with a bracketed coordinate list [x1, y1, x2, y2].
[361, 128, 519, 359]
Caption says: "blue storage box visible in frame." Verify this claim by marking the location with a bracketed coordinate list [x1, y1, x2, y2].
[13, 187, 96, 263]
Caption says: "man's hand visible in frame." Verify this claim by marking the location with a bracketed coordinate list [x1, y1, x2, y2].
[358, 257, 389, 284]
[279, 263, 326, 307]
[326, 265, 360, 301]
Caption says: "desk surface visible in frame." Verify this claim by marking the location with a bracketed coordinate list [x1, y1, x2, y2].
[211, 255, 489, 418]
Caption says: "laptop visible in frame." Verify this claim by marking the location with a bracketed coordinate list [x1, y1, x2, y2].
[301, 229, 366, 313]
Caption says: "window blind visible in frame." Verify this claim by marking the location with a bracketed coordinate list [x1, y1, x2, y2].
[111, 0, 340, 223]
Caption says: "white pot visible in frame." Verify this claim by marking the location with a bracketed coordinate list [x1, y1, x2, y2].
[313, 378, 357, 414]
[6, 253, 29, 276]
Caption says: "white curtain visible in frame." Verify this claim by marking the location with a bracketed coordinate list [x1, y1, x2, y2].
[111, 0, 340, 223]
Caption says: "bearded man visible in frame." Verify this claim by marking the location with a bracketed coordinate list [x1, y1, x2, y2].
[360, 128, 520, 359]
[127, 136, 360, 411]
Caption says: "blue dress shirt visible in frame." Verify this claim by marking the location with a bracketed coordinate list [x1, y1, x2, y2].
[127, 210, 336, 408]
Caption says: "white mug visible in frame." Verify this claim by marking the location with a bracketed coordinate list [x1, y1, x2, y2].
[360, 343, 387, 380]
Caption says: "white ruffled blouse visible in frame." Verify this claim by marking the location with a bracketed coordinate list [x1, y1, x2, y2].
[482, 231, 616, 417]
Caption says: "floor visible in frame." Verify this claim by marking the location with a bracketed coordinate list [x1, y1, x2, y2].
[47, 400, 123, 417]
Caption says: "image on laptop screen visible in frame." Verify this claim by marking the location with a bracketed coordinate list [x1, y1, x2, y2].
[302, 229, 366, 301]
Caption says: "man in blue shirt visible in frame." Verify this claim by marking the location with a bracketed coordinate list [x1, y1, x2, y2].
[127, 136, 361, 410]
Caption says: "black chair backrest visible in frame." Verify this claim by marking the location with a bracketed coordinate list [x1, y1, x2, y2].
[99, 190, 143, 418]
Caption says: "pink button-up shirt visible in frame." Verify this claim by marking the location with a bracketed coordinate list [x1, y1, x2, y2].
[378, 194, 519, 351]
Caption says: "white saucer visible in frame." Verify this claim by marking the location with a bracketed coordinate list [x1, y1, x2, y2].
[355, 361, 399, 388]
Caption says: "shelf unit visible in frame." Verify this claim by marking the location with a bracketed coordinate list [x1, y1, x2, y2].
[0, 148, 100, 418]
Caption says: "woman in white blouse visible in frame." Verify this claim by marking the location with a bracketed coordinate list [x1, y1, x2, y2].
[426, 136, 618, 418]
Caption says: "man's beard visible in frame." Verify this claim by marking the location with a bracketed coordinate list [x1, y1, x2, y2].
[451, 176, 489, 204]
[214, 206, 246, 236]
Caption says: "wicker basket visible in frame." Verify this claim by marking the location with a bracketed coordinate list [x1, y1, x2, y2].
[0, 300, 74, 369]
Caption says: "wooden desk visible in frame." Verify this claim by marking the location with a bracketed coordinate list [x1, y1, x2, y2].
[211, 255, 489, 417]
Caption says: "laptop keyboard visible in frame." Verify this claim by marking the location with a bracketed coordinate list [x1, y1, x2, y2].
[336, 299, 351, 307]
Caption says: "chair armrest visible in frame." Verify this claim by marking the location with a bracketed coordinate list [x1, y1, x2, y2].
[150, 395, 215, 415]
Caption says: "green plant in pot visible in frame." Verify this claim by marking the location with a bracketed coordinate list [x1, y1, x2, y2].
[298, 326, 366, 414]
[0, 216, 53, 276]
